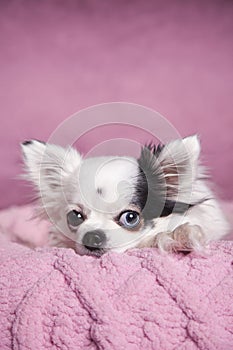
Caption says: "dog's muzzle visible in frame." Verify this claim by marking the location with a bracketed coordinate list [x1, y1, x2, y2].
[82, 230, 107, 251]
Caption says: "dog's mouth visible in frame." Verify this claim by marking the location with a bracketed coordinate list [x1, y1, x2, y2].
[85, 248, 106, 257]
[75, 244, 107, 257]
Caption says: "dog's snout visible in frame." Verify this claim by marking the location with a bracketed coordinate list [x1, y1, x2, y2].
[82, 230, 106, 251]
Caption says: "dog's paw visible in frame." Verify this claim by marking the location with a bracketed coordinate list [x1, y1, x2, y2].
[172, 223, 205, 252]
[155, 223, 205, 253]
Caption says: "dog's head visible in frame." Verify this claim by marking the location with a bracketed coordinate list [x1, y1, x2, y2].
[21, 136, 201, 255]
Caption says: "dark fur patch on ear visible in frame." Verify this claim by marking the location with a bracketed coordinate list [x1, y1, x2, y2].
[35, 139, 46, 144]
[133, 146, 166, 220]
[145, 142, 165, 156]
[22, 140, 33, 146]
[22, 140, 46, 146]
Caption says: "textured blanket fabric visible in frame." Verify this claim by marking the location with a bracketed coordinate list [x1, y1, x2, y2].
[0, 237, 233, 350]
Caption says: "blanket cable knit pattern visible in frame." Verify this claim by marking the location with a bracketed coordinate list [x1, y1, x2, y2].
[0, 237, 233, 350]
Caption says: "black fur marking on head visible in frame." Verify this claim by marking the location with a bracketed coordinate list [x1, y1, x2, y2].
[160, 198, 211, 217]
[133, 145, 166, 220]
[160, 200, 193, 217]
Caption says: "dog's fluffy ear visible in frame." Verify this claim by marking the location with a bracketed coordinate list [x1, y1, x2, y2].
[21, 140, 82, 190]
[139, 135, 201, 200]
[160, 135, 201, 167]
[158, 135, 201, 198]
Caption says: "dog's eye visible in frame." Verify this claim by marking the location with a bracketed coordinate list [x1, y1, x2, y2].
[118, 211, 140, 229]
[67, 210, 84, 228]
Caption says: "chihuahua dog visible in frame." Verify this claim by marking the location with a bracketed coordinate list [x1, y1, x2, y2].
[21, 135, 229, 256]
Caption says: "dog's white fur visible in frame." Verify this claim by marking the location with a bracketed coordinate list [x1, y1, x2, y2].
[21, 136, 230, 255]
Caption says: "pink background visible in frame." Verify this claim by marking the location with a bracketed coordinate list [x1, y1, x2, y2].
[0, 0, 233, 209]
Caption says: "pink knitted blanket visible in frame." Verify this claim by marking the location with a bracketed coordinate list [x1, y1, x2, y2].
[0, 205, 233, 350]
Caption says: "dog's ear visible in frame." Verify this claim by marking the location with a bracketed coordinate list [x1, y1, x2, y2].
[21, 140, 82, 190]
[158, 135, 201, 198]
[139, 135, 201, 200]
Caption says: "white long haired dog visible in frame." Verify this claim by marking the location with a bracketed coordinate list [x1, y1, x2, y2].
[21, 136, 230, 256]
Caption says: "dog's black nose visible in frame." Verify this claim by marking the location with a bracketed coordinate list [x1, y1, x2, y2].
[82, 230, 106, 251]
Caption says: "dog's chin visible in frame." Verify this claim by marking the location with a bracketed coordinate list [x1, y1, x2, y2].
[74, 243, 107, 257]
